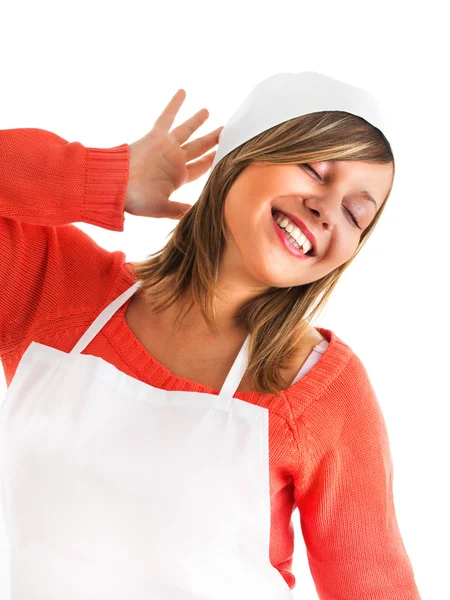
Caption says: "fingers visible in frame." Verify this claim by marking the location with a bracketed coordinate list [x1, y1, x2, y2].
[185, 151, 217, 183]
[155, 89, 222, 151]
[153, 89, 187, 131]
[181, 126, 224, 162]
[171, 107, 210, 145]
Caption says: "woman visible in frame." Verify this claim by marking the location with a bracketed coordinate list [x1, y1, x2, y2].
[0, 73, 422, 599]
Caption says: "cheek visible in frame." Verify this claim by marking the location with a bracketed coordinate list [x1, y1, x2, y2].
[223, 203, 283, 276]
[324, 234, 360, 266]
[225, 209, 266, 262]
[223, 192, 268, 250]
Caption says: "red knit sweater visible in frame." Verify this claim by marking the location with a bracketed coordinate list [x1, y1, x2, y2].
[0, 128, 422, 599]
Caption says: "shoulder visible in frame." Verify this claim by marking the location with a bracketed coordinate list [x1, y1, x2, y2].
[289, 342, 388, 464]
[282, 328, 379, 423]
[304, 343, 384, 437]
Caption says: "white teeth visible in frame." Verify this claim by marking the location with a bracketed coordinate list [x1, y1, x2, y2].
[273, 211, 313, 254]
[291, 227, 308, 247]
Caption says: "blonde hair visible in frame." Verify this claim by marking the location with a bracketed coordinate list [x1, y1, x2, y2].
[129, 111, 395, 396]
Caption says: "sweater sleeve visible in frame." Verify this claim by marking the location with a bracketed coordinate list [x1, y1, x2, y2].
[0, 127, 130, 352]
[292, 353, 422, 600]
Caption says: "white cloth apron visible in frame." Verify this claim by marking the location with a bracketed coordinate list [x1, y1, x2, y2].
[0, 281, 294, 600]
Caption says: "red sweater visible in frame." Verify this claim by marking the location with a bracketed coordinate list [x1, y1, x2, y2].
[0, 128, 422, 599]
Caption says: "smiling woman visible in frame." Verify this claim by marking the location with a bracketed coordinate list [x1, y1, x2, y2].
[124, 92, 419, 598]
[130, 109, 395, 396]
[0, 72, 421, 600]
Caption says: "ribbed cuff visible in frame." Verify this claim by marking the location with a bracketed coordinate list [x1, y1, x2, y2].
[82, 144, 130, 232]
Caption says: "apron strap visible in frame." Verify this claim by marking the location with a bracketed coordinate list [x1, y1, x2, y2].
[68, 280, 251, 403]
[218, 333, 251, 402]
[69, 282, 142, 357]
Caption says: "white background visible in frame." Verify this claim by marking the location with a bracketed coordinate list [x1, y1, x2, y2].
[0, 1, 448, 598]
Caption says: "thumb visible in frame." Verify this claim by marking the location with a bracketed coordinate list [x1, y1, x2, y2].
[164, 201, 192, 220]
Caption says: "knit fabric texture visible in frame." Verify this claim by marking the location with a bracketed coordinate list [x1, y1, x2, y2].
[0, 128, 422, 599]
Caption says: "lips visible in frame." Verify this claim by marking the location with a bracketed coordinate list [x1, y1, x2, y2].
[271, 208, 318, 256]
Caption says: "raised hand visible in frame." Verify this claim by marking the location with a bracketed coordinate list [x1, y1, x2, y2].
[124, 89, 224, 220]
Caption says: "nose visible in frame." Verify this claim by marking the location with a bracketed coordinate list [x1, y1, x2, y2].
[304, 197, 337, 232]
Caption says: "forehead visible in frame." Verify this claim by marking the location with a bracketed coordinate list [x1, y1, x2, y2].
[333, 159, 393, 177]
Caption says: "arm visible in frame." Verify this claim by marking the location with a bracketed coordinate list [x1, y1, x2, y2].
[292, 353, 422, 599]
[0, 127, 128, 230]
[0, 127, 130, 350]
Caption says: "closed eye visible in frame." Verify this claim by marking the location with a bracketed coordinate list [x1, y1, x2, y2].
[303, 163, 320, 179]
[302, 163, 362, 229]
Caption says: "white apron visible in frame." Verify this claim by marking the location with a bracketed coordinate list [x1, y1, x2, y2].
[0, 281, 294, 600]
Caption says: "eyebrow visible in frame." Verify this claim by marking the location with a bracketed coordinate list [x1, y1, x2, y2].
[346, 190, 378, 211]
[360, 191, 378, 211]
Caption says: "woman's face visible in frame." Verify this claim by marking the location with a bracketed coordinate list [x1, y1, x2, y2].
[222, 160, 394, 288]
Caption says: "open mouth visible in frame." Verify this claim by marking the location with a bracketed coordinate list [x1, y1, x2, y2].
[271, 208, 316, 257]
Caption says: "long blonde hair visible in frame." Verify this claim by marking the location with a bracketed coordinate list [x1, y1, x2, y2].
[129, 111, 395, 396]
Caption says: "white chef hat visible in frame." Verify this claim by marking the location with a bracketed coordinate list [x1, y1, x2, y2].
[211, 71, 393, 171]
